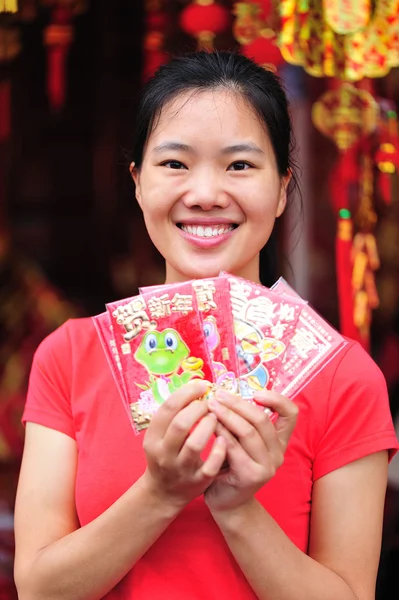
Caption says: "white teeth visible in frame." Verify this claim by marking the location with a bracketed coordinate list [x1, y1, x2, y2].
[180, 224, 235, 237]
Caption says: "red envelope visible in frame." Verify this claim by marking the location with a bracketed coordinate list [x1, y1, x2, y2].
[221, 273, 305, 398]
[270, 277, 348, 398]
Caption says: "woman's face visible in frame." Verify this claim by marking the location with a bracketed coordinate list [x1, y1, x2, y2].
[132, 88, 289, 284]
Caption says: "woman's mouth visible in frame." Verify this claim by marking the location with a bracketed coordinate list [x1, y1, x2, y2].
[177, 224, 237, 238]
[176, 222, 238, 248]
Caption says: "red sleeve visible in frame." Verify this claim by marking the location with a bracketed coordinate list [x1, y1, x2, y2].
[22, 321, 75, 439]
[313, 342, 399, 481]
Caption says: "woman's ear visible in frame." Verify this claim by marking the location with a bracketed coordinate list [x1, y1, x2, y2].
[130, 162, 142, 208]
[276, 170, 292, 218]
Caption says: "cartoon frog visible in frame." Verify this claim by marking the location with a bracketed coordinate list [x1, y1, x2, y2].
[134, 328, 204, 404]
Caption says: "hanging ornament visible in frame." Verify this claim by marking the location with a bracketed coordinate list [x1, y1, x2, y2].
[324, 0, 371, 35]
[41, 1, 88, 111]
[0, 23, 21, 141]
[232, 1, 262, 45]
[375, 105, 399, 204]
[312, 83, 379, 152]
[241, 27, 284, 71]
[336, 209, 359, 341]
[43, 5, 73, 111]
[180, 0, 231, 51]
[142, 0, 169, 82]
[278, 0, 399, 81]
[0, 1, 18, 13]
[233, 1, 283, 70]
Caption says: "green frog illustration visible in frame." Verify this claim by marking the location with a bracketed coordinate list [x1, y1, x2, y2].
[134, 328, 204, 404]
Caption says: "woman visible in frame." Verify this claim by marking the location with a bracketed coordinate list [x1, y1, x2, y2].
[14, 51, 398, 600]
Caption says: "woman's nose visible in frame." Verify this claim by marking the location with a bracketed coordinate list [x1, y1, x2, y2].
[183, 171, 230, 211]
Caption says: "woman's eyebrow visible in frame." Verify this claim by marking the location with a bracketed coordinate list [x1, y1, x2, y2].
[221, 143, 265, 155]
[152, 142, 195, 154]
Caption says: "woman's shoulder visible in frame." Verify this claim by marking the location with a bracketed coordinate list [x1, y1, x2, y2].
[301, 338, 387, 407]
[34, 317, 99, 363]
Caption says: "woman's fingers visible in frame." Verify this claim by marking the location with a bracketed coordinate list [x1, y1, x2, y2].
[179, 413, 217, 466]
[208, 393, 277, 464]
[252, 390, 299, 449]
[201, 436, 227, 478]
[145, 380, 210, 445]
[160, 398, 211, 455]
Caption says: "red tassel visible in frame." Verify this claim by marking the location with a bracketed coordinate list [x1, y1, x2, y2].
[336, 212, 359, 342]
[44, 7, 73, 112]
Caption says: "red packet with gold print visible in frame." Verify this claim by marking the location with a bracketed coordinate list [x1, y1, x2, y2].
[106, 283, 214, 433]
[221, 274, 304, 399]
[141, 278, 239, 392]
[271, 277, 348, 398]
[192, 277, 239, 393]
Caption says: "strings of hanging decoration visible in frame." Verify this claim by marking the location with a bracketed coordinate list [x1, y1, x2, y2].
[274, 0, 399, 351]
[179, 0, 231, 51]
[278, 0, 399, 80]
[232, 1, 284, 71]
[41, 0, 87, 112]
[142, 0, 170, 82]
[313, 78, 399, 350]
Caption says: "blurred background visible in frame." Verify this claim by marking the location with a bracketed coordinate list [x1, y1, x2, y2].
[0, 1, 399, 598]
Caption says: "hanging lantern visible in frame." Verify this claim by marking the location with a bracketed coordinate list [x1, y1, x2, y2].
[142, 0, 169, 82]
[180, 0, 231, 51]
[43, 5, 73, 111]
[312, 83, 379, 152]
[41, 1, 88, 111]
[233, 1, 262, 45]
[241, 27, 284, 71]
[0, 1, 18, 13]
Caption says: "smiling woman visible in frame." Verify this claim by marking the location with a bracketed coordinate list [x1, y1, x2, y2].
[14, 51, 399, 600]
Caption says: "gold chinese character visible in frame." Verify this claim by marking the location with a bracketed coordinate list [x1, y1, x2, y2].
[112, 297, 155, 342]
[171, 293, 193, 315]
[193, 281, 217, 312]
[147, 294, 172, 319]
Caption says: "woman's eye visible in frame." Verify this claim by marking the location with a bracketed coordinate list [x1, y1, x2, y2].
[228, 161, 252, 171]
[162, 160, 187, 169]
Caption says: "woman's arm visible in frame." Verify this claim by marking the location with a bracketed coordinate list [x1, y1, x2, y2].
[212, 451, 388, 600]
[14, 423, 180, 600]
[14, 381, 226, 600]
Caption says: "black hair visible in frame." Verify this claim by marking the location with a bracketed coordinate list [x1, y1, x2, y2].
[132, 50, 301, 286]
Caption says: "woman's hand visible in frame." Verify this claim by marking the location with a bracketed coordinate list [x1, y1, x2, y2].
[204, 390, 298, 514]
[141, 380, 227, 511]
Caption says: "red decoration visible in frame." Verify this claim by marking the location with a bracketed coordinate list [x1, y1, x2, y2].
[43, 5, 73, 111]
[0, 80, 11, 141]
[242, 31, 284, 71]
[180, 0, 231, 50]
[142, 1, 170, 82]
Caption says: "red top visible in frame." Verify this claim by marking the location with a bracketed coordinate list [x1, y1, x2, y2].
[23, 318, 399, 599]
